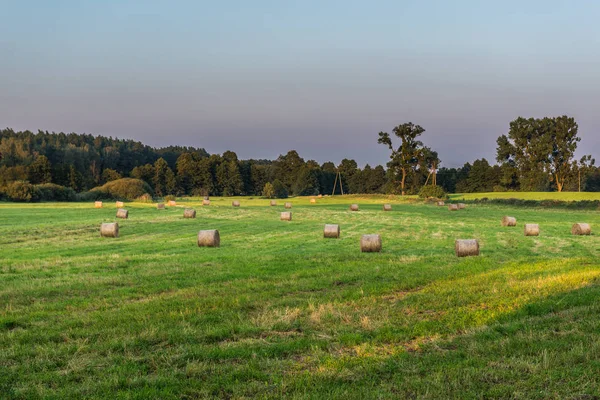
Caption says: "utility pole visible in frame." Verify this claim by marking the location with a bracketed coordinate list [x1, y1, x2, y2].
[331, 171, 344, 196]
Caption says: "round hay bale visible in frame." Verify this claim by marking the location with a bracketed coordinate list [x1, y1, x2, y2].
[448, 204, 458, 211]
[157, 203, 165, 210]
[457, 203, 466, 209]
[323, 224, 340, 238]
[270, 200, 277, 206]
[455, 239, 479, 257]
[115, 201, 124, 208]
[524, 224, 540, 236]
[94, 201, 103, 208]
[437, 201, 445, 206]
[284, 202, 292, 209]
[361, 234, 382, 252]
[183, 209, 196, 218]
[501, 216, 517, 227]
[202, 199, 210, 206]
[572, 223, 591, 235]
[197, 230, 220, 247]
[383, 204, 392, 211]
[232, 200, 240, 207]
[168, 200, 176, 207]
[350, 204, 359, 211]
[100, 222, 119, 238]
[310, 198, 316, 204]
[280, 211, 292, 221]
[116, 208, 129, 219]
[318, 194, 323, 198]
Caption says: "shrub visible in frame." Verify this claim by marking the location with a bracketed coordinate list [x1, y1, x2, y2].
[418, 185, 448, 200]
[85, 178, 153, 201]
[4, 181, 40, 202]
[262, 182, 275, 199]
[164, 195, 176, 202]
[35, 183, 76, 201]
[136, 193, 152, 202]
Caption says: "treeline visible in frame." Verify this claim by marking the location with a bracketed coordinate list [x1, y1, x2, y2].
[378, 117, 597, 194]
[0, 116, 598, 200]
[0, 129, 394, 197]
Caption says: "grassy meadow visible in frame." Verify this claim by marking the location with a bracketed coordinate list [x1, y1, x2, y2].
[450, 191, 600, 201]
[1, 195, 600, 399]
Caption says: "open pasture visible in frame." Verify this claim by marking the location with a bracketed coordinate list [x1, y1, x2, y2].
[451, 191, 600, 201]
[1, 196, 600, 398]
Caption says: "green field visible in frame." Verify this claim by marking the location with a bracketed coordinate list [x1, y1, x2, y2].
[451, 191, 600, 201]
[1, 195, 600, 399]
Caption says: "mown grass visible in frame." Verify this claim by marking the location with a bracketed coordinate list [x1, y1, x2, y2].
[452, 191, 600, 201]
[1, 195, 600, 399]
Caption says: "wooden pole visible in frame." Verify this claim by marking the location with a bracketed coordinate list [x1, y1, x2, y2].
[332, 171, 338, 196]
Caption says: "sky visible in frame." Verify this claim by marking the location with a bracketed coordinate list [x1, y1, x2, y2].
[1, 0, 600, 168]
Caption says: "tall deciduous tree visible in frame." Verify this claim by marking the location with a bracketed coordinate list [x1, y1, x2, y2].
[378, 122, 425, 195]
[548, 116, 579, 192]
[497, 116, 588, 192]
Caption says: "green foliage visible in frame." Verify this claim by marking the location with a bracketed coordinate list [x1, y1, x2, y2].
[87, 178, 153, 201]
[273, 179, 288, 198]
[152, 158, 177, 197]
[27, 155, 52, 184]
[0, 128, 208, 192]
[35, 183, 76, 201]
[164, 195, 176, 202]
[101, 168, 122, 183]
[455, 159, 501, 193]
[418, 185, 448, 200]
[496, 116, 591, 192]
[3, 181, 39, 202]
[261, 182, 275, 198]
[291, 164, 320, 196]
[378, 122, 432, 195]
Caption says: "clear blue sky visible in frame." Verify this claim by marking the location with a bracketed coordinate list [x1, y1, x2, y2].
[1, 0, 599, 167]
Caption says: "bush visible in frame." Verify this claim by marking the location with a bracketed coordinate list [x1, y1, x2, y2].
[418, 185, 448, 200]
[136, 193, 152, 202]
[262, 182, 275, 199]
[35, 183, 76, 201]
[85, 178, 153, 201]
[164, 195, 176, 202]
[4, 181, 40, 202]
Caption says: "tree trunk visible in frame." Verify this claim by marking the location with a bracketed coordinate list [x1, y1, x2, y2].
[400, 168, 406, 196]
[555, 174, 563, 192]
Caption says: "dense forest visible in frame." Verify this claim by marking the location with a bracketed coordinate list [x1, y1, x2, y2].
[0, 116, 598, 201]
